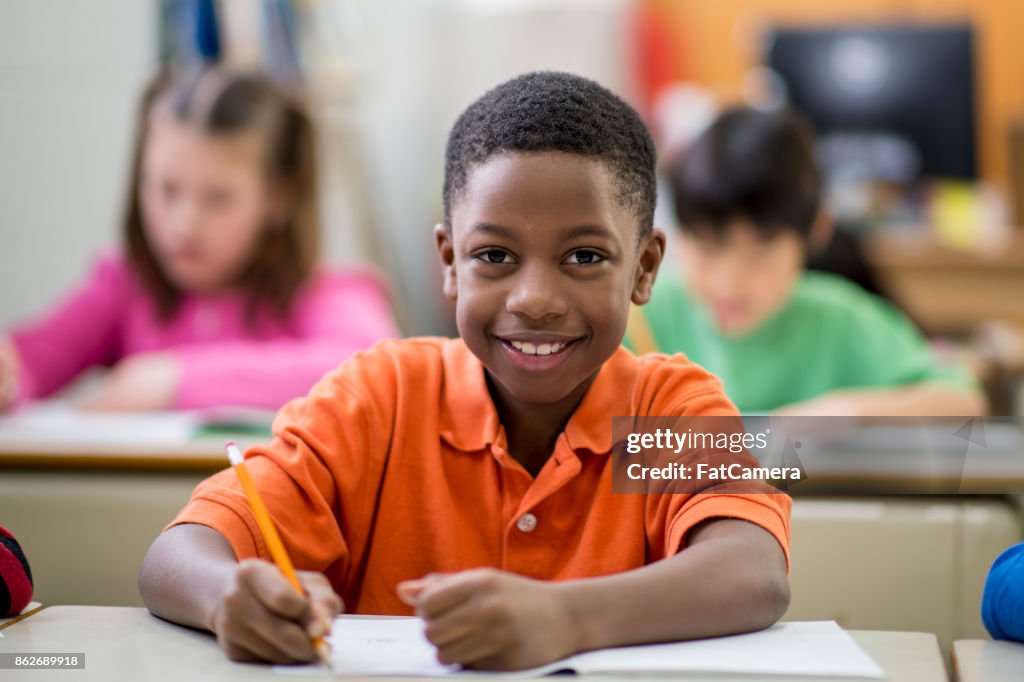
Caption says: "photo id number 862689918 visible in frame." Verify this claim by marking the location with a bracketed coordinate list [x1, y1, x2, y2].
[0, 653, 85, 669]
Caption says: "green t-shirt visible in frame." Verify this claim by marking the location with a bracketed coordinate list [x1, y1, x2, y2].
[627, 271, 973, 413]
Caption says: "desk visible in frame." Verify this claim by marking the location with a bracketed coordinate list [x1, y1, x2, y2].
[0, 606, 949, 682]
[0, 602, 42, 630]
[785, 497, 1020, 652]
[952, 639, 1024, 681]
[2, 447, 1022, 640]
[0, 431, 261, 607]
[863, 231, 1024, 337]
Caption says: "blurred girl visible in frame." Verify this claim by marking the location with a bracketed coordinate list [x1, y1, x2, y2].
[0, 66, 397, 411]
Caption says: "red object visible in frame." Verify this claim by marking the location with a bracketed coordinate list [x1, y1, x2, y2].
[631, 2, 690, 121]
[0, 525, 33, 617]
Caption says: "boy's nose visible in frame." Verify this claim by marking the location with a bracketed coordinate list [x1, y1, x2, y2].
[505, 268, 568, 320]
[708, 258, 747, 299]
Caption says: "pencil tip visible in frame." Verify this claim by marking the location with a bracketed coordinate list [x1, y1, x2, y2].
[317, 641, 333, 671]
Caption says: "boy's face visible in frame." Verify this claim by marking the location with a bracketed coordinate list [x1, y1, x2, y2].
[679, 218, 804, 337]
[436, 151, 664, 408]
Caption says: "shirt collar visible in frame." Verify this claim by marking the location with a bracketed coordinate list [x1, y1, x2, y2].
[438, 339, 639, 456]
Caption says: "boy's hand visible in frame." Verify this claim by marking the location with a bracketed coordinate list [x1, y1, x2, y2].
[208, 559, 342, 664]
[78, 352, 179, 411]
[397, 568, 576, 670]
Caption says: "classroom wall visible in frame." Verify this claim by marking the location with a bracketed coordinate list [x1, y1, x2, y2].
[0, 1, 377, 331]
[350, 0, 637, 335]
[0, 1, 157, 329]
[644, 0, 1024, 197]
[0, 0, 638, 337]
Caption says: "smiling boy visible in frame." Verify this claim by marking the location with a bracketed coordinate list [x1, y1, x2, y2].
[139, 72, 791, 670]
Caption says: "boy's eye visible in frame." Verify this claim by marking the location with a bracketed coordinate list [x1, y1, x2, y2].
[474, 249, 515, 264]
[564, 249, 606, 265]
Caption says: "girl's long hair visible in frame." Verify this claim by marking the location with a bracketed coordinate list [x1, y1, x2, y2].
[123, 66, 320, 324]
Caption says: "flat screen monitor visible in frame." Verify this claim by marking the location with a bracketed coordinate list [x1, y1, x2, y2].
[766, 24, 977, 181]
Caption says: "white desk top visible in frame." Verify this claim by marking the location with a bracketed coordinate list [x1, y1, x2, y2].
[0, 606, 949, 681]
[953, 639, 1024, 682]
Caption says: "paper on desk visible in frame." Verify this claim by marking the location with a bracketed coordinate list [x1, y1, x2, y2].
[275, 617, 884, 678]
[0, 402, 198, 447]
[568, 621, 885, 678]
[317, 617, 458, 676]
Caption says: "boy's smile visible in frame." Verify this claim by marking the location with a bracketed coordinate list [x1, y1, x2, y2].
[495, 332, 582, 372]
[436, 151, 664, 415]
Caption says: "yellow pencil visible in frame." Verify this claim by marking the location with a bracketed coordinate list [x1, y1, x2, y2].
[226, 442, 332, 668]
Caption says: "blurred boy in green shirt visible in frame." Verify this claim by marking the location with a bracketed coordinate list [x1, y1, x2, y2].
[629, 107, 984, 416]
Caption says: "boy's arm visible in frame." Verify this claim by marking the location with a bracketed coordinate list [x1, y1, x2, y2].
[563, 519, 788, 651]
[139, 524, 237, 631]
[399, 518, 788, 670]
[786, 284, 988, 418]
[774, 381, 987, 417]
[139, 523, 341, 663]
[139, 353, 395, 662]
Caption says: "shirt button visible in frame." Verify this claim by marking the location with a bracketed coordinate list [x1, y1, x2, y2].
[516, 513, 537, 533]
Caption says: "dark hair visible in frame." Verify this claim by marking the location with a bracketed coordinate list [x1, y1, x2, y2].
[123, 66, 319, 322]
[670, 106, 821, 239]
[443, 71, 657, 237]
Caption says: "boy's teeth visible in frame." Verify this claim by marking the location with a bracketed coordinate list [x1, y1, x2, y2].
[509, 340, 565, 355]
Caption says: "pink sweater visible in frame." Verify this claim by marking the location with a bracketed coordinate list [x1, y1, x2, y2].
[10, 252, 399, 410]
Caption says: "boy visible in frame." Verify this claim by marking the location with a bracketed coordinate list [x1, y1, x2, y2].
[140, 72, 791, 669]
[634, 107, 985, 416]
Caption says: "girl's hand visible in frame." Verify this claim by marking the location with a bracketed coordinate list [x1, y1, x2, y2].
[208, 559, 342, 663]
[79, 352, 180, 411]
[0, 336, 19, 411]
[397, 569, 577, 671]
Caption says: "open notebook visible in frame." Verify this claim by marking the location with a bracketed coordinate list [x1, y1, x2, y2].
[0, 401, 274, 448]
[276, 616, 885, 678]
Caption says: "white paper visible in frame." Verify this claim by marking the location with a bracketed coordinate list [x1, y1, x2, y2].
[0, 402, 198, 448]
[198, 405, 275, 430]
[569, 621, 884, 678]
[275, 617, 884, 678]
[276, 617, 459, 676]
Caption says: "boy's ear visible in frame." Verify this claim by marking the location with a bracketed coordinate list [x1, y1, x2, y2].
[434, 223, 458, 301]
[631, 227, 667, 306]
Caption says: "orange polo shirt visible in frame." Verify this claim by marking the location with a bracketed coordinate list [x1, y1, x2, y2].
[170, 338, 791, 615]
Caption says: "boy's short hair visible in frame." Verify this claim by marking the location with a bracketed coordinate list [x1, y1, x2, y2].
[443, 71, 657, 237]
[670, 106, 821, 239]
